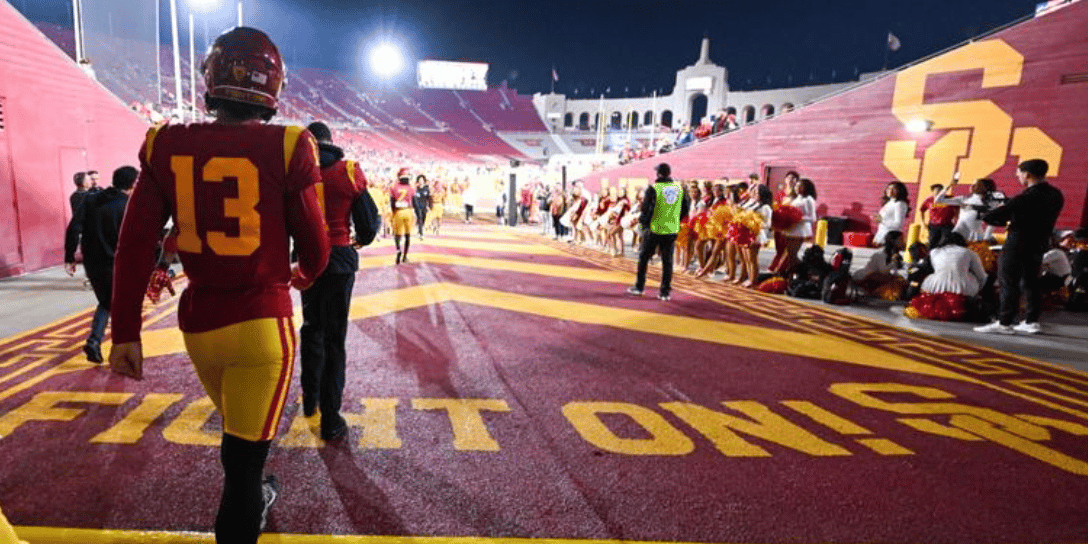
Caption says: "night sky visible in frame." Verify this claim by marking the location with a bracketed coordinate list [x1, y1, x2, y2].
[18, 0, 1041, 96]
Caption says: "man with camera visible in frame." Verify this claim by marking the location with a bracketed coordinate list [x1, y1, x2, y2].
[974, 159, 1064, 335]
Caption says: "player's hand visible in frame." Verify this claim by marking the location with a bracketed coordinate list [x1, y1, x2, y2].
[290, 264, 314, 291]
[108, 342, 144, 380]
[64, 262, 77, 276]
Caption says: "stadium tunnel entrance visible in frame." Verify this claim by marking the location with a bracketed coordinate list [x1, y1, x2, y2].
[690, 93, 708, 126]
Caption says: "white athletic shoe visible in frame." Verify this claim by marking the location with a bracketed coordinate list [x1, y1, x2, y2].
[626, 287, 644, 296]
[260, 475, 279, 532]
[1013, 321, 1042, 334]
[973, 321, 1015, 335]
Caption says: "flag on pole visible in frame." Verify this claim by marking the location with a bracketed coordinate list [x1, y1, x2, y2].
[887, 32, 901, 51]
[552, 66, 559, 81]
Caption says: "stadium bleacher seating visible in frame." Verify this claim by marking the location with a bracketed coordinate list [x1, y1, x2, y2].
[34, 22, 546, 163]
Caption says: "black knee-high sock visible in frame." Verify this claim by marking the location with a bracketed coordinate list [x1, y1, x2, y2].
[394, 235, 402, 253]
[216, 433, 272, 544]
[403, 235, 411, 257]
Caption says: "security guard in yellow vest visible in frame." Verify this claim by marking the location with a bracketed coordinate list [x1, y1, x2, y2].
[628, 163, 690, 300]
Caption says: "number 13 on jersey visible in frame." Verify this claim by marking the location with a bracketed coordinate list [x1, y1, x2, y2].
[172, 155, 262, 256]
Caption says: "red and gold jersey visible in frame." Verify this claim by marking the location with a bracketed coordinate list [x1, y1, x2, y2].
[390, 183, 415, 210]
[112, 122, 330, 343]
[317, 159, 367, 246]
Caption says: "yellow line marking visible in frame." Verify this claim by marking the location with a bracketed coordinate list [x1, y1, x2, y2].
[12, 527, 763, 544]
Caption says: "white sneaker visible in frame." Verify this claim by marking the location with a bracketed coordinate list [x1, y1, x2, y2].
[1013, 321, 1041, 334]
[973, 321, 1014, 335]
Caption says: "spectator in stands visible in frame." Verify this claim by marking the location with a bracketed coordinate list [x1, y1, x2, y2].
[675, 124, 695, 148]
[628, 163, 691, 301]
[63, 166, 139, 363]
[976, 159, 1064, 334]
[694, 118, 712, 139]
[873, 181, 909, 246]
[920, 183, 958, 248]
[413, 174, 432, 238]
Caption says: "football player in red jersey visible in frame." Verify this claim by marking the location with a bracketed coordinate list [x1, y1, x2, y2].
[108, 27, 330, 543]
[298, 121, 378, 440]
[390, 168, 416, 264]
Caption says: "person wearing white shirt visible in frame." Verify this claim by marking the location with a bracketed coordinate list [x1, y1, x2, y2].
[773, 178, 818, 275]
[935, 178, 998, 242]
[873, 182, 909, 246]
[921, 233, 988, 297]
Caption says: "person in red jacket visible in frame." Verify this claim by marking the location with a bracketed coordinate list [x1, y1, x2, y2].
[107, 27, 330, 544]
[390, 168, 416, 264]
[298, 121, 378, 440]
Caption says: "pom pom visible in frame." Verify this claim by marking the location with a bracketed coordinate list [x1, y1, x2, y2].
[771, 205, 803, 232]
[908, 292, 969, 321]
[968, 241, 997, 274]
[145, 268, 175, 304]
[757, 276, 787, 294]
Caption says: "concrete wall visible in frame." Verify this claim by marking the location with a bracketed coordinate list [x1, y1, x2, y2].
[0, 0, 148, 277]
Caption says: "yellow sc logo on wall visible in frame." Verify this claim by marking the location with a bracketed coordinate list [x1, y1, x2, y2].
[882, 39, 1063, 221]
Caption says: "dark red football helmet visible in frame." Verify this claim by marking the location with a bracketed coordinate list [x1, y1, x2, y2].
[202, 27, 285, 113]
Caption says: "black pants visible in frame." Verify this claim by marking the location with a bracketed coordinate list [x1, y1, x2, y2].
[86, 267, 112, 348]
[414, 206, 428, 235]
[299, 271, 355, 430]
[552, 214, 566, 237]
[464, 204, 474, 221]
[928, 224, 953, 248]
[635, 230, 677, 296]
[997, 239, 1044, 325]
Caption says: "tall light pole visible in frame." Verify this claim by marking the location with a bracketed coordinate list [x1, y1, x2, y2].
[189, 12, 196, 122]
[237, 1, 243, 26]
[169, 0, 182, 119]
[156, 0, 162, 107]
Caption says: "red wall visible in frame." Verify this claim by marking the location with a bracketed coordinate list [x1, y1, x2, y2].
[0, 0, 148, 277]
[582, 2, 1088, 231]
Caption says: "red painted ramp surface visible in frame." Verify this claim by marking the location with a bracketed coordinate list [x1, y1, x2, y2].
[2, 226, 1088, 543]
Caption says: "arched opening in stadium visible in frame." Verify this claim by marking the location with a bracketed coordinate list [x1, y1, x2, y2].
[661, 110, 673, 128]
[627, 111, 638, 128]
[725, 106, 737, 117]
[781, 102, 795, 113]
[610, 112, 622, 130]
[742, 105, 755, 124]
[564, 112, 573, 127]
[689, 93, 708, 126]
[643, 110, 653, 125]
[761, 104, 775, 119]
[578, 112, 590, 130]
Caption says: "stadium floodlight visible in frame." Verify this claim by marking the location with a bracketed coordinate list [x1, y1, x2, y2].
[188, 0, 221, 12]
[369, 42, 405, 79]
[906, 118, 933, 133]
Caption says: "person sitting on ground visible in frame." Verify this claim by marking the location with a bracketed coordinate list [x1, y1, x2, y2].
[853, 230, 906, 299]
[921, 233, 987, 298]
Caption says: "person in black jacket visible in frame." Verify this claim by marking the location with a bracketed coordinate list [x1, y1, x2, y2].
[413, 175, 432, 238]
[64, 166, 139, 362]
[974, 159, 1064, 334]
[298, 122, 379, 441]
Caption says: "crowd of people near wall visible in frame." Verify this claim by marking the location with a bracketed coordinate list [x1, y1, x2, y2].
[534, 160, 1085, 332]
[617, 109, 742, 166]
